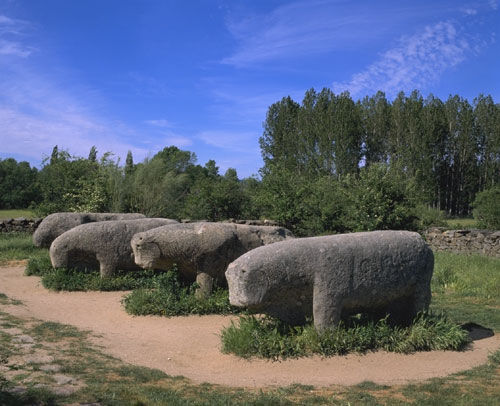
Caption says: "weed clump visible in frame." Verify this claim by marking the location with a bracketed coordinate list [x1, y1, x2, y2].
[221, 312, 470, 360]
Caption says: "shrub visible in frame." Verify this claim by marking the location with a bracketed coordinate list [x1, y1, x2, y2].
[339, 164, 419, 232]
[221, 312, 469, 360]
[414, 204, 447, 230]
[473, 186, 500, 229]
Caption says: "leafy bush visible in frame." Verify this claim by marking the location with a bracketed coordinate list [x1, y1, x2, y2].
[123, 270, 240, 316]
[414, 204, 447, 230]
[473, 186, 500, 229]
[221, 312, 469, 360]
[339, 164, 419, 232]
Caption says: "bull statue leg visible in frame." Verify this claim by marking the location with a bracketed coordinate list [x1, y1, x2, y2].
[99, 262, 115, 278]
[312, 280, 343, 332]
[195, 272, 214, 299]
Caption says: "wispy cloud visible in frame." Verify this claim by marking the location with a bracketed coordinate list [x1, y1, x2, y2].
[198, 130, 260, 153]
[144, 119, 173, 128]
[221, 0, 449, 68]
[0, 14, 33, 58]
[332, 21, 473, 98]
[0, 13, 151, 165]
[162, 133, 193, 148]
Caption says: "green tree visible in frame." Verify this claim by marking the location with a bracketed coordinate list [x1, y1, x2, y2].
[472, 186, 500, 229]
[88, 145, 98, 162]
[0, 158, 40, 209]
[339, 164, 419, 232]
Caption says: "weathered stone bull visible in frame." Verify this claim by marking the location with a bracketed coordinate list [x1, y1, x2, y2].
[131, 222, 294, 297]
[225, 230, 434, 331]
[33, 212, 146, 248]
[50, 218, 177, 277]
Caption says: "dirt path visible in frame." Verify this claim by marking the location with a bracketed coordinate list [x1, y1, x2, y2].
[1, 265, 499, 388]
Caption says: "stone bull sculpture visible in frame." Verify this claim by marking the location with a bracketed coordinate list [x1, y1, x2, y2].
[131, 222, 294, 297]
[33, 212, 145, 248]
[50, 218, 177, 277]
[226, 230, 434, 332]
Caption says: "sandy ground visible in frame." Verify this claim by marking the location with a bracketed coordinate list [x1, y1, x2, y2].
[1, 264, 499, 388]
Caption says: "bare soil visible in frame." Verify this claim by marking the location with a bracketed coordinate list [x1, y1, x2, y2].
[1, 265, 499, 388]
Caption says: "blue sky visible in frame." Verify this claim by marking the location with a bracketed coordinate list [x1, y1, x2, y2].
[1, 0, 499, 177]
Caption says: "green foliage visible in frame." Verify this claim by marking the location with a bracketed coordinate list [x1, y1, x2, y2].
[414, 204, 447, 230]
[183, 164, 246, 221]
[0, 158, 40, 209]
[122, 270, 240, 316]
[128, 151, 192, 218]
[473, 186, 500, 229]
[339, 164, 419, 232]
[36, 148, 105, 215]
[221, 312, 469, 360]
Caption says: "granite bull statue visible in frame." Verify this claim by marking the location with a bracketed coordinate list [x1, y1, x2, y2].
[131, 222, 294, 297]
[33, 212, 145, 248]
[50, 218, 177, 277]
[225, 230, 434, 332]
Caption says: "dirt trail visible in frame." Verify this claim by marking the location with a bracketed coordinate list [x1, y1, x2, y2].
[1, 265, 499, 388]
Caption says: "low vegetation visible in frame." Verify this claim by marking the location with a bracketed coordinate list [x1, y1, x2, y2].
[0, 232, 45, 264]
[122, 270, 240, 316]
[221, 312, 469, 360]
[25, 247, 239, 316]
[0, 209, 36, 220]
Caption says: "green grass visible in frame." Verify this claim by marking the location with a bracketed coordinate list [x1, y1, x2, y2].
[444, 217, 478, 229]
[432, 251, 500, 300]
[122, 271, 240, 316]
[0, 209, 36, 220]
[0, 232, 45, 264]
[221, 312, 469, 360]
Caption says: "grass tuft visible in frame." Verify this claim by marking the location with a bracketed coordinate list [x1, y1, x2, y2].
[122, 270, 241, 317]
[221, 312, 470, 360]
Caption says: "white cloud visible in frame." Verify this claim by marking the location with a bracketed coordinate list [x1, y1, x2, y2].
[462, 8, 478, 15]
[332, 21, 472, 98]
[0, 14, 33, 58]
[221, 0, 442, 67]
[198, 130, 259, 153]
[222, 1, 364, 67]
[162, 134, 193, 147]
[145, 119, 173, 128]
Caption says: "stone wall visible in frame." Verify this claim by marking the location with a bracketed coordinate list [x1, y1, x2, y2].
[424, 228, 500, 258]
[181, 219, 279, 226]
[0, 218, 42, 233]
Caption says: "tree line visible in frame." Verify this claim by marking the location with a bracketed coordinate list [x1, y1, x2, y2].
[1, 89, 498, 235]
[261, 89, 499, 217]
